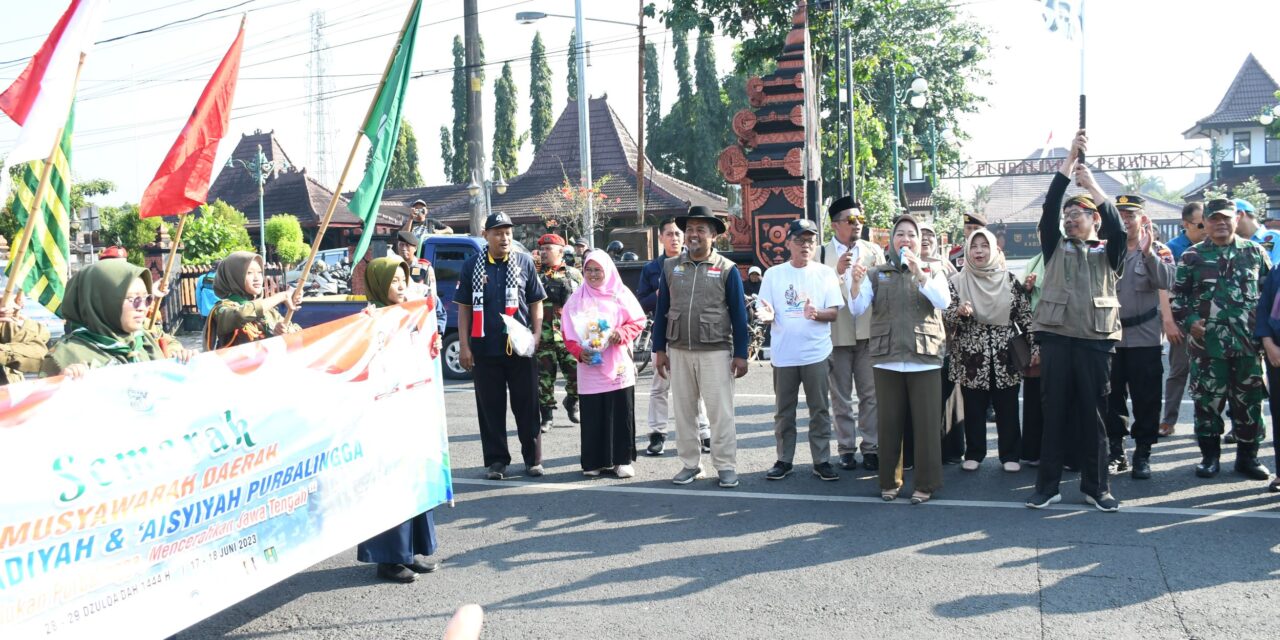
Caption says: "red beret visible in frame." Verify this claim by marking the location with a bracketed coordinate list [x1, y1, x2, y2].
[100, 246, 128, 260]
[538, 234, 566, 246]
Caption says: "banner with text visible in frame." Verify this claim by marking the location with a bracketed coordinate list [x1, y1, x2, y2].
[0, 298, 451, 639]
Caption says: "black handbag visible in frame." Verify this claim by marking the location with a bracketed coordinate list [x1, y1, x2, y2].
[1007, 326, 1033, 373]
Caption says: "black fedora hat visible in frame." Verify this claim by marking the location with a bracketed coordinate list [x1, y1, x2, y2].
[676, 205, 726, 234]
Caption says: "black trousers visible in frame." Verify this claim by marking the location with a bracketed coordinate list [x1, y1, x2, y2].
[1021, 375, 1042, 461]
[905, 360, 963, 464]
[579, 387, 637, 470]
[1035, 336, 1112, 498]
[1105, 346, 1164, 447]
[1266, 362, 1280, 470]
[961, 383, 1022, 463]
[474, 354, 542, 467]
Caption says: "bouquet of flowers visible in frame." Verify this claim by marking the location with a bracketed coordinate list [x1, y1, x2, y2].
[571, 311, 613, 365]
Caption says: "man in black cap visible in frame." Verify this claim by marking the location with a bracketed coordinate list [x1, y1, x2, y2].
[755, 218, 845, 481]
[653, 205, 751, 488]
[821, 196, 885, 470]
[394, 229, 447, 334]
[1105, 194, 1175, 479]
[454, 212, 548, 480]
[949, 211, 987, 271]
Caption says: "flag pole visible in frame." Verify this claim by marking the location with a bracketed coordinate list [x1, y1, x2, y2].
[1076, 1, 1087, 175]
[285, 0, 420, 326]
[3, 52, 86, 305]
[144, 212, 188, 330]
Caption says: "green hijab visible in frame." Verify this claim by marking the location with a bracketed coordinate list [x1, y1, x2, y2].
[365, 257, 410, 308]
[214, 251, 263, 302]
[61, 260, 152, 354]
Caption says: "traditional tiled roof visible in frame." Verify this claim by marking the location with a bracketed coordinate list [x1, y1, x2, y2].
[372, 97, 728, 228]
[1184, 54, 1280, 138]
[985, 148, 1184, 223]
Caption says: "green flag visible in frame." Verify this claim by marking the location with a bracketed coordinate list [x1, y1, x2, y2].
[6, 104, 73, 315]
[348, 0, 421, 263]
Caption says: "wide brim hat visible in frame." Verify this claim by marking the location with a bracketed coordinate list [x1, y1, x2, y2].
[676, 205, 727, 234]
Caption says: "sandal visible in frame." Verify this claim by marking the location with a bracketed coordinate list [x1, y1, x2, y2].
[1268, 478, 1280, 493]
[910, 491, 932, 505]
[881, 489, 899, 502]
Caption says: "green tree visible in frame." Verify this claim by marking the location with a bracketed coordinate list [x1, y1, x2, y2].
[644, 41, 662, 158]
[492, 62, 525, 181]
[1, 174, 115, 246]
[529, 32, 554, 151]
[689, 24, 727, 190]
[180, 200, 254, 266]
[438, 126, 453, 182]
[971, 184, 991, 217]
[264, 214, 308, 265]
[448, 36, 468, 184]
[567, 31, 578, 101]
[930, 188, 965, 242]
[369, 118, 423, 190]
[100, 203, 167, 267]
[858, 175, 899, 230]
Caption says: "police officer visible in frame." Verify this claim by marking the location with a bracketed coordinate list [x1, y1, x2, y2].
[948, 212, 988, 272]
[535, 233, 583, 431]
[1105, 195, 1175, 479]
[1024, 130, 1126, 513]
[1172, 198, 1272, 481]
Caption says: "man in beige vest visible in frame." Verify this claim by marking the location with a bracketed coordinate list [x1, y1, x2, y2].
[1024, 130, 1126, 513]
[654, 206, 751, 488]
[822, 196, 886, 470]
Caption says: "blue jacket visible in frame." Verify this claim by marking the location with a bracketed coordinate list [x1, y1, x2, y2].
[1254, 266, 1280, 341]
[635, 254, 667, 314]
[1165, 232, 1191, 262]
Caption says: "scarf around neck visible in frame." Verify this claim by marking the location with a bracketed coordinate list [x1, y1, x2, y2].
[470, 248, 520, 338]
[214, 251, 264, 302]
[950, 228, 1013, 326]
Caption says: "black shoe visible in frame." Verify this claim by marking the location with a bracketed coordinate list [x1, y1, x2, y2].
[1085, 492, 1120, 513]
[812, 462, 840, 481]
[1223, 431, 1238, 445]
[1195, 436, 1221, 478]
[486, 462, 507, 480]
[700, 437, 711, 454]
[539, 405, 553, 433]
[563, 397, 580, 424]
[1130, 443, 1152, 480]
[1024, 492, 1061, 509]
[1063, 462, 1079, 472]
[646, 432, 666, 456]
[1235, 442, 1271, 480]
[861, 453, 880, 471]
[903, 461, 915, 471]
[766, 461, 793, 480]
[406, 557, 440, 573]
[943, 457, 963, 465]
[1108, 438, 1128, 473]
[376, 563, 416, 583]
[838, 452, 857, 469]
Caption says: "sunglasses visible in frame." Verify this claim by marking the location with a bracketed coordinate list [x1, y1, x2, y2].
[123, 295, 155, 310]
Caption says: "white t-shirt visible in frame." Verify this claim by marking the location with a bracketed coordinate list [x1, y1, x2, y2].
[758, 261, 845, 367]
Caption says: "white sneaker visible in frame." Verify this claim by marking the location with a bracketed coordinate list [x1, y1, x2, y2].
[614, 464, 635, 478]
[961, 460, 980, 472]
[1003, 461, 1021, 473]
[583, 468, 604, 477]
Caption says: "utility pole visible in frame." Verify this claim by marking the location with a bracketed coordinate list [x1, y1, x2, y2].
[574, 0, 594, 248]
[635, 0, 645, 226]
[845, 29, 855, 199]
[464, 0, 485, 235]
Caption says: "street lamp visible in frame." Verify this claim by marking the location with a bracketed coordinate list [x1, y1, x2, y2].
[890, 69, 928, 206]
[469, 166, 508, 217]
[519, 3, 649, 244]
[226, 143, 290, 257]
[909, 92, 953, 220]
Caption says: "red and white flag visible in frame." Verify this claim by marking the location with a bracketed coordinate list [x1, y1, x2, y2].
[0, 0, 110, 164]
[139, 21, 245, 218]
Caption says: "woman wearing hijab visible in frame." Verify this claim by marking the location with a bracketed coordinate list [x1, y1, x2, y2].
[355, 256, 442, 583]
[204, 252, 300, 350]
[562, 251, 647, 478]
[944, 229, 1036, 473]
[42, 261, 191, 378]
[847, 215, 951, 504]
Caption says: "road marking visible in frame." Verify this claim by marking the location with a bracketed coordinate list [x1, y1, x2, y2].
[453, 478, 1280, 521]
[447, 387, 1207, 406]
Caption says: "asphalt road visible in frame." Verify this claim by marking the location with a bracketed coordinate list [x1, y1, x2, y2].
[181, 360, 1280, 639]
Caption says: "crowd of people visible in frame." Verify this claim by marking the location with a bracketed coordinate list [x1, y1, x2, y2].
[452, 129, 1280, 519]
[8, 131, 1280, 585]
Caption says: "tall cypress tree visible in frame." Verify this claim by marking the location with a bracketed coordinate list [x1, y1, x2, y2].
[448, 36, 467, 183]
[567, 30, 578, 101]
[644, 41, 661, 159]
[529, 32, 553, 151]
[492, 62, 521, 181]
[438, 126, 453, 182]
[673, 27, 692, 104]
[691, 25, 725, 189]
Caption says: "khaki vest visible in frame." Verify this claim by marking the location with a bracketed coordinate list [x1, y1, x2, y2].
[663, 250, 736, 351]
[1031, 238, 1122, 340]
[867, 265, 946, 367]
[823, 239, 883, 345]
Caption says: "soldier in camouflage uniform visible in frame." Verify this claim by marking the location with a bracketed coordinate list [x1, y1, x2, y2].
[1171, 198, 1272, 481]
[535, 234, 583, 431]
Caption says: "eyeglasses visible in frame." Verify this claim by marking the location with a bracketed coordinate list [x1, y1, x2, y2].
[123, 295, 155, 310]
[1062, 210, 1092, 220]
[789, 236, 818, 246]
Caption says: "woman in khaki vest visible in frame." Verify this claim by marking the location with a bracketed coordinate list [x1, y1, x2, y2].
[848, 215, 951, 504]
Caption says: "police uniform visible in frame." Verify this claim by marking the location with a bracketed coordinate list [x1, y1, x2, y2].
[1026, 173, 1126, 511]
[534, 234, 583, 429]
[1104, 195, 1176, 479]
[1172, 198, 1272, 480]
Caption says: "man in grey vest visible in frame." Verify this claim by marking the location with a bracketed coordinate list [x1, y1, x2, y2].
[1024, 130, 1126, 513]
[654, 206, 751, 488]
[822, 196, 885, 470]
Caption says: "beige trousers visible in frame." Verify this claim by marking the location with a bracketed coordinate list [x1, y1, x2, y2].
[669, 346, 737, 471]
